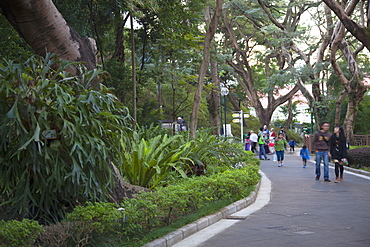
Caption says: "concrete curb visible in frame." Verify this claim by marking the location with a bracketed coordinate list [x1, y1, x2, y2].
[142, 180, 262, 247]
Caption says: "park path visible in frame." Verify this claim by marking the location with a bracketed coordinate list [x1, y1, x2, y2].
[175, 151, 370, 247]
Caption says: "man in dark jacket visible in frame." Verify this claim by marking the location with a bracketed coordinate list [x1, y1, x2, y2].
[313, 122, 332, 182]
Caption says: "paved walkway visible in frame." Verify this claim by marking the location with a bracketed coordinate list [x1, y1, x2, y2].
[173, 151, 370, 247]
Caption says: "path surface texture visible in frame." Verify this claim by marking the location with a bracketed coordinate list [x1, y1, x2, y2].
[174, 152, 370, 247]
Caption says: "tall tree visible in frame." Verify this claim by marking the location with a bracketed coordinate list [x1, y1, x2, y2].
[325, 0, 369, 142]
[190, 0, 223, 138]
[221, 0, 316, 127]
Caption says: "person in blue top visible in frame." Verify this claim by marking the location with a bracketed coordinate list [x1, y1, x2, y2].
[289, 138, 296, 153]
[300, 145, 310, 168]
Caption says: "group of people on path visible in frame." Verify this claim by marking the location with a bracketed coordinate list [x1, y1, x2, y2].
[245, 125, 289, 161]
[245, 122, 348, 183]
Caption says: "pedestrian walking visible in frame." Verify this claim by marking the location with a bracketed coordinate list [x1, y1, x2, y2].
[249, 130, 258, 153]
[258, 127, 270, 160]
[300, 145, 310, 168]
[274, 133, 288, 167]
[245, 136, 251, 151]
[289, 138, 296, 153]
[313, 122, 332, 182]
[269, 128, 276, 154]
[329, 126, 348, 183]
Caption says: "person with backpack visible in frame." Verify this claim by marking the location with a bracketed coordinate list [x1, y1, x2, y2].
[313, 122, 332, 182]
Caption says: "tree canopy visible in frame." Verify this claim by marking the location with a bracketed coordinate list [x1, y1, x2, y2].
[1, 0, 370, 137]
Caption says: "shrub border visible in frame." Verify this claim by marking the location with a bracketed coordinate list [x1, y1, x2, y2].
[143, 179, 262, 247]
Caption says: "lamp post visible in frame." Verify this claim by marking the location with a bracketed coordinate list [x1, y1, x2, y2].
[220, 86, 229, 136]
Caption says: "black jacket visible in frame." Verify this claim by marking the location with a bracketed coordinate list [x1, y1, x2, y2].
[329, 134, 347, 160]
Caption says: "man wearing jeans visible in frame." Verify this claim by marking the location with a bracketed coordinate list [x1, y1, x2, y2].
[313, 122, 332, 182]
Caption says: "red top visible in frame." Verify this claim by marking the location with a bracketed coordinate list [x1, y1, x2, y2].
[270, 131, 276, 138]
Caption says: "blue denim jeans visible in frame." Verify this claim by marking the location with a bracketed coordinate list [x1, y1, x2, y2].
[276, 150, 284, 161]
[259, 144, 267, 159]
[315, 151, 329, 179]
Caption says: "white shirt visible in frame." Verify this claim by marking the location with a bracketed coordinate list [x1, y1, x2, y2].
[250, 133, 258, 142]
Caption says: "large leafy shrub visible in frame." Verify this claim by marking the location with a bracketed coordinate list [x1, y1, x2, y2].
[0, 219, 43, 247]
[0, 54, 131, 222]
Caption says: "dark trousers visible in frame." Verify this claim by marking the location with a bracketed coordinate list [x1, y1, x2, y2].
[335, 162, 344, 177]
[251, 142, 257, 153]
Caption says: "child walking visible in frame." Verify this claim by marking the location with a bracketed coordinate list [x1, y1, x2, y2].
[289, 138, 296, 153]
[300, 145, 310, 168]
[274, 133, 288, 167]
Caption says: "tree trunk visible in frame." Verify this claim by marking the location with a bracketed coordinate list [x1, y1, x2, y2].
[344, 91, 365, 144]
[285, 99, 293, 129]
[108, 163, 150, 203]
[0, 0, 97, 75]
[334, 90, 347, 127]
[112, 13, 130, 62]
[130, 13, 137, 129]
[190, 0, 223, 138]
[207, 60, 221, 135]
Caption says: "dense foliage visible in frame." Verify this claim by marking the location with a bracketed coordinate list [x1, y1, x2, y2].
[0, 55, 131, 222]
[118, 126, 260, 189]
[0, 219, 43, 247]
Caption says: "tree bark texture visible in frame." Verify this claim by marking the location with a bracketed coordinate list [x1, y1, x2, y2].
[334, 90, 347, 127]
[207, 60, 221, 136]
[190, 0, 223, 138]
[0, 0, 96, 73]
[285, 99, 293, 129]
[323, 0, 370, 51]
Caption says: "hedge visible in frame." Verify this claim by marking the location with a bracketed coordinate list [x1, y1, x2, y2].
[347, 147, 370, 168]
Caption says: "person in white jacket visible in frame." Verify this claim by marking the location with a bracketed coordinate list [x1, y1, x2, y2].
[249, 130, 258, 154]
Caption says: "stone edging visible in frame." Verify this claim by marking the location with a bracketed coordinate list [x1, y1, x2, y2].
[142, 180, 262, 247]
